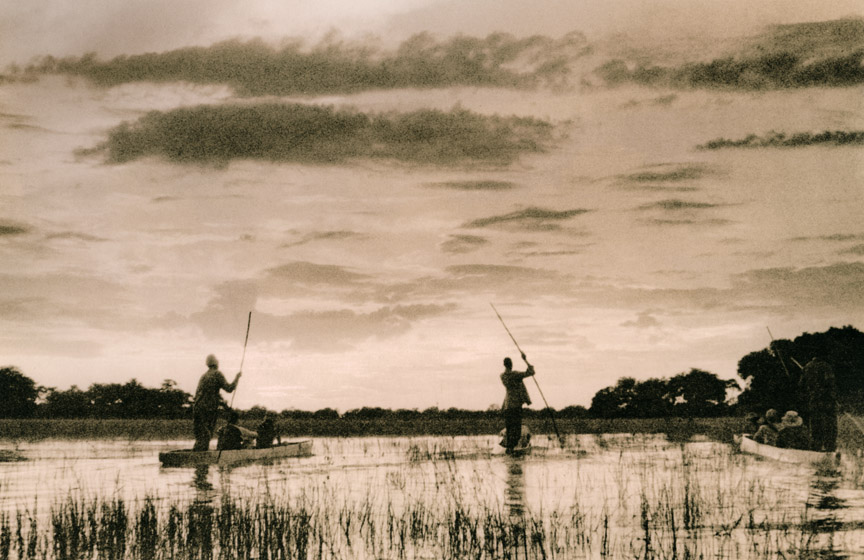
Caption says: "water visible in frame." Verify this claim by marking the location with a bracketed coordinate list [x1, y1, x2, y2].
[2, 434, 864, 558]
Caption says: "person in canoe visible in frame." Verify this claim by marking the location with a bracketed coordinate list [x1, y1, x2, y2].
[256, 416, 281, 449]
[500, 354, 535, 453]
[192, 354, 242, 451]
[752, 409, 781, 446]
[217, 410, 257, 450]
[801, 357, 838, 452]
[776, 410, 811, 450]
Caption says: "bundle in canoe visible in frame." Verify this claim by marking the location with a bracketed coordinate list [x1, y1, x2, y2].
[735, 434, 839, 466]
[159, 440, 312, 468]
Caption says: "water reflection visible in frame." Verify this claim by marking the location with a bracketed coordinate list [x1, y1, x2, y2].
[504, 455, 526, 519]
[193, 464, 212, 492]
[805, 468, 848, 559]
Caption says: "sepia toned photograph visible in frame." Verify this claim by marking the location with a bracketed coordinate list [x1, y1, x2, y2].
[1, 1, 863, 557]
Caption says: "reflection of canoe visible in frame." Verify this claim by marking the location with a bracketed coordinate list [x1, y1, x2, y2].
[0, 450, 26, 462]
[735, 434, 839, 466]
[159, 440, 313, 467]
[493, 444, 532, 457]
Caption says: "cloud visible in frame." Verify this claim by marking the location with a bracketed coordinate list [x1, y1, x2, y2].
[593, 19, 864, 91]
[643, 218, 734, 227]
[18, 32, 590, 94]
[698, 130, 864, 150]
[790, 233, 864, 242]
[513, 248, 585, 258]
[440, 234, 489, 254]
[464, 207, 590, 230]
[426, 180, 517, 191]
[840, 244, 864, 256]
[638, 199, 720, 211]
[0, 221, 31, 236]
[444, 263, 564, 284]
[617, 164, 710, 184]
[266, 261, 370, 287]
[194, 300, 457, 351]
[621, 312, 661, 329]
[731, 262, 864, 309]
[6, 337, 104, 359]
[89, 104, 554, 166]
[0, 273, 129, 326]
[282, 230, 365, 248]
[44, 231, 106, 242]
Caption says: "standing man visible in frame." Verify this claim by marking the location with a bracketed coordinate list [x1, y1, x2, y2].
[802, 357, 838, 452]
[500, 353, 534, 452]
[192, 354, 242, 451]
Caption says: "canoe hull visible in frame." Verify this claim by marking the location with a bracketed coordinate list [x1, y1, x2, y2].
[159, 440, 312, 467]
[736, 434, 839, 466]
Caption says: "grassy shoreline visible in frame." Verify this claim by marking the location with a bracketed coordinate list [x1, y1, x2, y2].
[2, 416, 862, 448]
[0, 416, 747, 443]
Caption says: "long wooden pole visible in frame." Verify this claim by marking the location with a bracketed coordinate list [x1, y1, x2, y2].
[229, 311, 252, 409]
[491, 303, 564, 445]
[766, 327, 793, 379]
[217, 311, 252, 464]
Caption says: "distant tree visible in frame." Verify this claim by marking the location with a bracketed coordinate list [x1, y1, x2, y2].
[557, 405, 589, 418]
[0, 366, 39, 418]
[629, 378, 673, 418]
[343, 407, 390, 419]
[312, 408, 340, 419]
[155, 379, 192, 418]
[589, 371, 738, 418]
[589, 377, 638, 418]
[244, 405, 271, 420]
[667, 369, 740, 417]
[42, 385, 90, 418]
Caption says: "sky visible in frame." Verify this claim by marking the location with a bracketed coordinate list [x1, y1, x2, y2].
[1, 1, 863, 413]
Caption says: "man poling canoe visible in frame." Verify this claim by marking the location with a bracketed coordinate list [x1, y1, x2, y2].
[192, 311, 251, 453]
[192, 354, 242, 451]
[500, 355, 535, 452]
[491, 304, 564, 449]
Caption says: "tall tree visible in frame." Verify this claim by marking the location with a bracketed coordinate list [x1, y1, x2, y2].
[0, 367, 39, 418]
[738, 326, 864, 415]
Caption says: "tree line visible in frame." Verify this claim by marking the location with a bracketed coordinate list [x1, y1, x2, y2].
[2, 325, 861, 420]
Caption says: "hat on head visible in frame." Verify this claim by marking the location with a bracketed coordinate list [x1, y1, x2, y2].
[206, 354, 218, 368]
[781, 410, 803, 427]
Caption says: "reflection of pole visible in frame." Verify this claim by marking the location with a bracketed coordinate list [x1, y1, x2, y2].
[491, 304, 564, 445]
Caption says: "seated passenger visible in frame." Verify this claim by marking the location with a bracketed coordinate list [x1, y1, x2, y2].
[256, 417, 281, 449]
[753, 409, 780, 446]
[744, 412, 761, 434]
[217, 410, 257, 450]
[776, 411, 811, 450]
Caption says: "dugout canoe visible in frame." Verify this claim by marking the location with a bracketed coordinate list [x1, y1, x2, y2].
[159, 440, 312, 468]
[735, 434, 839, 466]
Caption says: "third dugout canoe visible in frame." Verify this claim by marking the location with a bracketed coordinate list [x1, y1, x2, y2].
[735, 434, 839, 466]
[159, 440, 313, 468]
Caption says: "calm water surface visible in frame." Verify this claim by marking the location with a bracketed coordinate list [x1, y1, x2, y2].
[2, 434, 864, 558]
